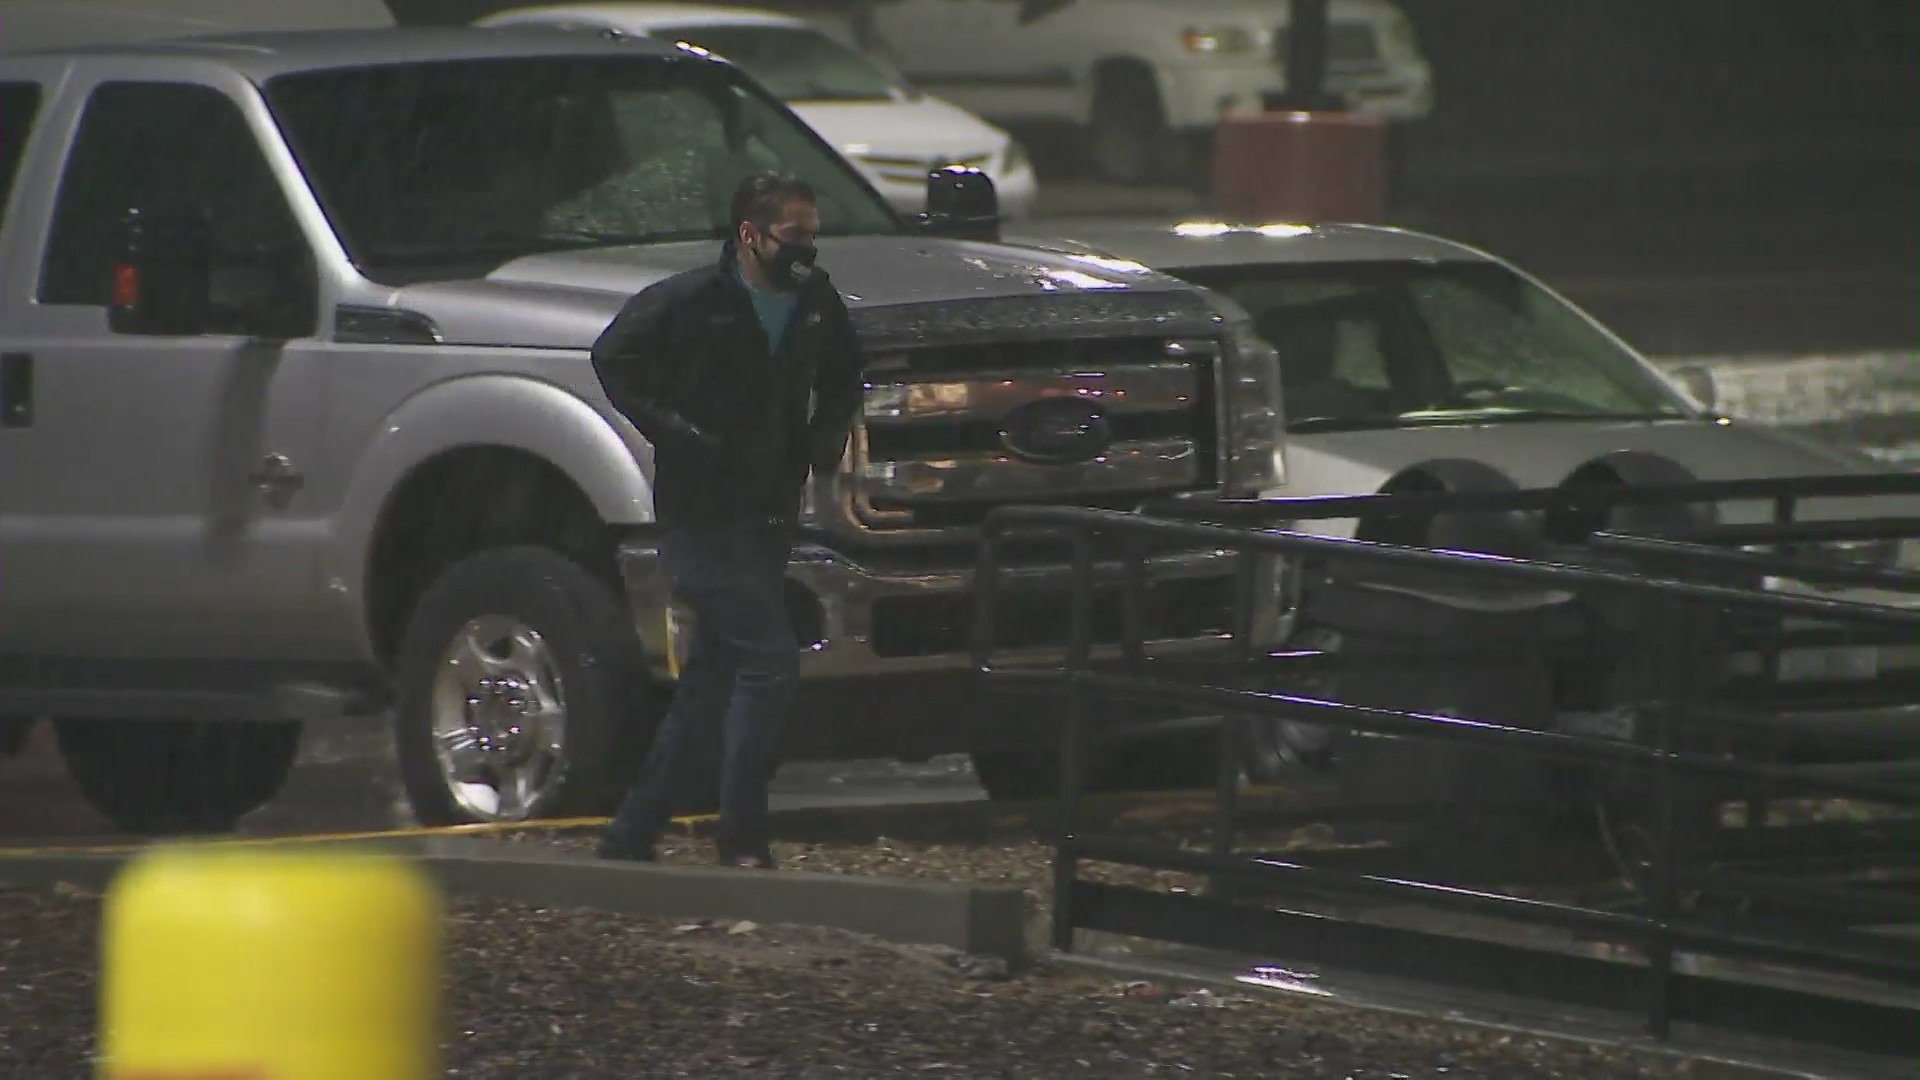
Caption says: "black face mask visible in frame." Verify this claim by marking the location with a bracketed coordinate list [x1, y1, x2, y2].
[754, 235, 818, 292]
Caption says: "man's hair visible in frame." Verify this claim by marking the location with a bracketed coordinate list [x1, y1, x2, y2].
[730, 172, 816, 230]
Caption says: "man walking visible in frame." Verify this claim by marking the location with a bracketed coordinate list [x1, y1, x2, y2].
[590, 173, 864, 868]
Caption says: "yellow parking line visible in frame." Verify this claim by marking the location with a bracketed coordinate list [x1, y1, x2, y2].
[0, 784, 1304, 858]
[0, 813, 717, 858]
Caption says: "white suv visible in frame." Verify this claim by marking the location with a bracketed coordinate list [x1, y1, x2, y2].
[859, 0, 1433, 185]
[480, 3, 1040, 218]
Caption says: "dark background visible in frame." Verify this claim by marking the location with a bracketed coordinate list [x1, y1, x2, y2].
[402, 0, 1918, 354]
[1399, 0, 1915, 173]
[1381, 0, 1918, 356]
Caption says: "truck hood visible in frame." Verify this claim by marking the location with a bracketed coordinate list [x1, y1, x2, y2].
[1283, 416, 1916, 527]
[383, 234, 1207, 350]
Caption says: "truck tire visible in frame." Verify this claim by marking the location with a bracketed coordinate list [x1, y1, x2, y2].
[53, 718, 301, 835]
[1087, 64, 1169, 186]
[392, 545, 673, 826]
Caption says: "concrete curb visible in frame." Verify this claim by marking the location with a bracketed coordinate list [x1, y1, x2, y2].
[0, 844, 1031, 963]
[1047, 952, 1891, 1080]
[678, 785, 1314, 845]
[424, 846, 1029, 962]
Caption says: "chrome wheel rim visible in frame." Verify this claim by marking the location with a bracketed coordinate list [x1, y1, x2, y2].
[430, 615, 569, 821]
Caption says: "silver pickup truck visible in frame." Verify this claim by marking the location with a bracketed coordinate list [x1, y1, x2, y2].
[0, 26, 1284, 832]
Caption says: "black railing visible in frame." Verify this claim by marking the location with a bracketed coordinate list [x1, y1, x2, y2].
[971, 474, 1920, 1061]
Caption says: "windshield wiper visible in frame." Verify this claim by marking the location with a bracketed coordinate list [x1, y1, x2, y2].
[364, 228, 715, 266]
[542, 228, 716, 247]
[1286, 417, 1408, 433]
[1412, 408, 1690, 424]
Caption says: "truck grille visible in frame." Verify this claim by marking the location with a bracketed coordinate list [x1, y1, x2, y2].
[840, 335, 1220, 536]
[1273, 21, 1387, 75]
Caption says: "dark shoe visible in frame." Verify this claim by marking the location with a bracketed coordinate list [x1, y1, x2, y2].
[596, 833, 657, 863]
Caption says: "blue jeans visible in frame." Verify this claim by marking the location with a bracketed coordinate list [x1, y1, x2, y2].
[606, 524, 799, 854]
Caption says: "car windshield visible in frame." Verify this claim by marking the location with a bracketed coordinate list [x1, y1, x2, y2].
[1175, 260, 1694, 434]
[661, 23, 906, 102]
[263, 54, 901, 279]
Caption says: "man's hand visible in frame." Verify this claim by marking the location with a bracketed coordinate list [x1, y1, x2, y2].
[652, 409, 722, 455]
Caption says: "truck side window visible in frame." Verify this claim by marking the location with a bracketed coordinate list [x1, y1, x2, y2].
[0, 82, 42, 236]
[38, 81, 310, 331]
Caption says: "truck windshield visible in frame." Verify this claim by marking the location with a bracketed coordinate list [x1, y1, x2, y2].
[1175, 261, 1695, 434]
[262, 53, 902, 277]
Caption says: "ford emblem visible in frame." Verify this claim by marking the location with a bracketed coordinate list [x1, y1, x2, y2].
[998, 398, 1113, 465]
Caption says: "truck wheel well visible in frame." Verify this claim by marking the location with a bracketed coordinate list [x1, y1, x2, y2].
[365, 447, 618, 665]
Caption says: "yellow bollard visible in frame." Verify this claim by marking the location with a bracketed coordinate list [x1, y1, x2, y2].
[97, 845, 442, 1080]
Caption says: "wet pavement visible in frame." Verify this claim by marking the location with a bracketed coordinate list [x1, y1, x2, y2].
[0, 711, 993, 849]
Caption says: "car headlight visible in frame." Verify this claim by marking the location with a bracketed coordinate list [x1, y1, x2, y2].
[1825, 537, 1903, 569]
[1740, 537, 1906, 592]
[1002, 139, 1030, 177]
[1182, 26, 1255, 55]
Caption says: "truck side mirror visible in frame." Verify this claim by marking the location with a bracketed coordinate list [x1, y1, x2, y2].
[1669, 363, 1717, 411]
[917, 165, 1000, 242]
[108, 206, 213, 337]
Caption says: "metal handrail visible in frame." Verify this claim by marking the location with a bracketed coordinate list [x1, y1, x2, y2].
[970, 480, 1919, 1053]
[969, 506, 1920, 663]
[1140, 471, 1920, 525]
[1587, 531, 1920, 592]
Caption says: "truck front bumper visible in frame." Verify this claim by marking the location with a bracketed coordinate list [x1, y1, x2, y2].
[617, 537, 1266, 682]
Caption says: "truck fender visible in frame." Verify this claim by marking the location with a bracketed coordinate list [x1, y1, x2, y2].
[326, 374, 655, 616]
[1549, 450, 1714, 543]
[1358, 457, 1534, 556]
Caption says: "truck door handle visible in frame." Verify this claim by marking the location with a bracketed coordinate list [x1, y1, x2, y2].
[0, 353, 31, 429]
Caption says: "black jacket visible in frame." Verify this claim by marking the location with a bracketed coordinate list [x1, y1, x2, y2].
[590, 243, 865, 529]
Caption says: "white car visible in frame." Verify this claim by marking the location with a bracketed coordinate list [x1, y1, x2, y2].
[862, 0, 1433, 186]
[478, 3, 1040, 219]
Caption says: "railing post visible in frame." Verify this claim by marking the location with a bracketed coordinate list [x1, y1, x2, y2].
[1052, 524, 1097, 953]
[969, 520, 1004, 677]
[1213, 549, 1260, 859]
[1644, 597, 1699, 1041]
[1119, 533, 1146, 669]
[1749, 492, 1799, 833]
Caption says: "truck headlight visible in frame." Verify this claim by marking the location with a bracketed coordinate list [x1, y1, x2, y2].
[1223, 319, 1285, 495]
[1742, 536, 1907, 593]
[1743, 538, 1902, 571]
[1002, 139, 1031, 176]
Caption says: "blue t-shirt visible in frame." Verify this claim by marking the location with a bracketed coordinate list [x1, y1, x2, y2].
[735, 263, 799, 353]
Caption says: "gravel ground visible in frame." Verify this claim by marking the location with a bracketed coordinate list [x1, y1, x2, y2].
[504, 820, 1341, 918]
[0, 885, 1694, 1079]
[501, 809, 1630, 919]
